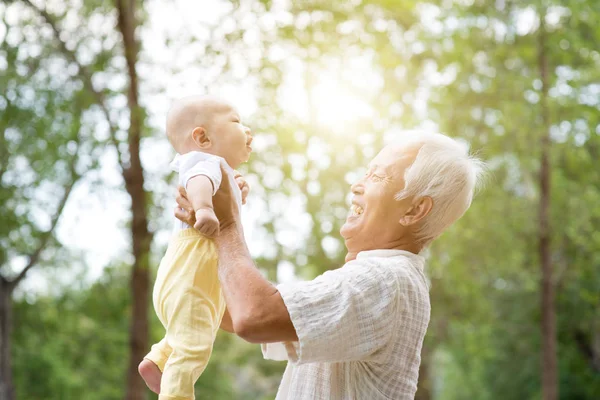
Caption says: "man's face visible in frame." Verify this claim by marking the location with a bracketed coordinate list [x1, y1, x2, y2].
[340, 144, 418, 254]
[210, 106, 253, 168]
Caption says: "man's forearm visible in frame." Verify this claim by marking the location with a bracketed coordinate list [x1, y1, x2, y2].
[215, 226, 298, 343]
[219, 307, 234, 333]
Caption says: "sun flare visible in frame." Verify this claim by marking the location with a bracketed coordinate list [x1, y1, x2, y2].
[310, 78, 374, 130]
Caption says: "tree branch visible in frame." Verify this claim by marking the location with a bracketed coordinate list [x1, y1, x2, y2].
[0, 14, 12, 183]
[574, 330, 600, 373]
[0, 127, 8, 185]
[20, 0, 125, 171]
[9, 173, 78, 291]
[8, 105, 84, 292]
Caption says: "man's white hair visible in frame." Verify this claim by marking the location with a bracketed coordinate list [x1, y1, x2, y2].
[394, 132, 486, 244]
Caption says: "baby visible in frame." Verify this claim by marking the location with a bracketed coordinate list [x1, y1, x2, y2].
[139, 95, 253, 399]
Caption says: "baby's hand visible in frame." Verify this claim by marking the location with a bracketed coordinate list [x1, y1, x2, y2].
[194, 208, 220, 238]
[233, 170, 250, 205]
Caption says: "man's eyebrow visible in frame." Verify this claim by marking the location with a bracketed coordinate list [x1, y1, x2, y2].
[381, 165, 394, 175]
[370, 164, 386, 172]
[367, 164, 386, 175]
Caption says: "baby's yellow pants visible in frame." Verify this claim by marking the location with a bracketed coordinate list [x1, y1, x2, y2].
[145, 228, 226, 400]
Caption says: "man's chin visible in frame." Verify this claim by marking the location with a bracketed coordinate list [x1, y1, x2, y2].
[340, 229, 360, 263]
[340, 224, 350, 239]
[340, 224, 358, 245]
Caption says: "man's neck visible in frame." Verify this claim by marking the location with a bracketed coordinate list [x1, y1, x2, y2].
[345, 251, 358, 262]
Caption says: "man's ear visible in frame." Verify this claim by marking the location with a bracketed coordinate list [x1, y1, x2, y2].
[192, 127, 211, 149]
[399, 196, 433, 226]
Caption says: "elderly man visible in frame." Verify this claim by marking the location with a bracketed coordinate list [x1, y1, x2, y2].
[141, 132, 484, 399]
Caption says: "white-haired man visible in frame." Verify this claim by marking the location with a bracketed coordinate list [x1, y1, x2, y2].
[142, 132, 485, 399]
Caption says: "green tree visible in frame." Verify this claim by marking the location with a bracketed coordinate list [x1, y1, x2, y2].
[14, 0, 154, 397]
[6, 0, 600, 399]
[0, 2, 97, 396]
[394, 1, 600, 398]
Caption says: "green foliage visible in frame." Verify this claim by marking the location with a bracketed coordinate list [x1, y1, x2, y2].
[0, 4, 91, 276]
[6, 0, 600, 399]
[13, 267, 130, 400]
[14, 266, 284, 399]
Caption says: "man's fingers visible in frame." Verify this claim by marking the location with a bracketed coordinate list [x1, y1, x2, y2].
[220, 165, 232, 185]
[175, 207, 196, 226]
[175, 207, 189, 221]
[176, 194, 190, 209]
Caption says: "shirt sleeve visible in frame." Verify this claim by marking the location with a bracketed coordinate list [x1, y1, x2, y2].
[179, 154, 222, 195]
[263, 261, 400, 364]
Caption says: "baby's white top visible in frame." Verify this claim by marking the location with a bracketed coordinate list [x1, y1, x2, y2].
[170, 151, 242, 231]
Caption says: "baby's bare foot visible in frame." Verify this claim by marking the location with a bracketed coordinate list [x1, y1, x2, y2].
[138, 359, 162, 394]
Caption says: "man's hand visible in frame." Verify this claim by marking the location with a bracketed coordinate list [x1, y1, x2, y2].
[175, 170, 249, 228]
[194, 208, 220, 238]
[212, 166, 241, 231]
[175, 186, 196, 226]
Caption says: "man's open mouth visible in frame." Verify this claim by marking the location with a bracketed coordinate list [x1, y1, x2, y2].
[350, 204, 364, 217]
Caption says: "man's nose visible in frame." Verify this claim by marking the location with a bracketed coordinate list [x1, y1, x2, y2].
[351, 179, 364, 195]
[244, 126, 252, 136]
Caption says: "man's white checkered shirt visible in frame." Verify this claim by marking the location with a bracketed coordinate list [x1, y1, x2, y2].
[262, 249, 431, 400]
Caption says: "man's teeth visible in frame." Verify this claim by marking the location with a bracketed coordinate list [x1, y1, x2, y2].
[350, 204, 364, 216]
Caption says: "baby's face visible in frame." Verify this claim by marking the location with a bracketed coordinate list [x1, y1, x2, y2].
[210, 106, 253, 168]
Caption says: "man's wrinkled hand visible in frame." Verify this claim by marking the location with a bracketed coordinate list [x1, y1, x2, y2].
[213, 166, 241, 231]
[175, 186, 195, 226]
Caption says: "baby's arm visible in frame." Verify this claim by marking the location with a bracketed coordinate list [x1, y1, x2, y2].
[186, 175, 220, 238]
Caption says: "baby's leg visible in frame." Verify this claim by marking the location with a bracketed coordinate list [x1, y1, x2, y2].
[145, 338, 172, 372]
[140, 338, 172, 393]
[159, 292, 221, 400]
[155, 229, 225, 400]
[158, 234, 224, 400]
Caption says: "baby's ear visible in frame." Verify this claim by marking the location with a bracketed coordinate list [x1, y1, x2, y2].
[192, 127, 210, 148]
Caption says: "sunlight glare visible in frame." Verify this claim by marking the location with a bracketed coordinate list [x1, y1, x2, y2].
[310, 77, 374, 132]
[279, 62, 376, 134]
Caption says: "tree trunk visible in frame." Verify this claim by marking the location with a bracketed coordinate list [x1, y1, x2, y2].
[115, 1, 152, 399]
[537, 10, 558, 400]
[0, 281, 14, 400]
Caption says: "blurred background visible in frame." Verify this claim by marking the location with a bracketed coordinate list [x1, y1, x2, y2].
[1, 0, 599, 399]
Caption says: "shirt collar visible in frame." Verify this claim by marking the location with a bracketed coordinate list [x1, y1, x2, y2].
[356, 249, 425, 267]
